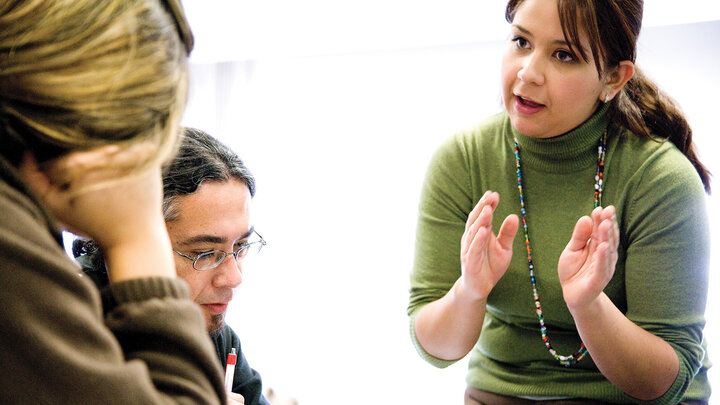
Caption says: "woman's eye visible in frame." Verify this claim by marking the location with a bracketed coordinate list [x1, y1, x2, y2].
[554, 50, 575, 62]
[512, 36, 530, 49]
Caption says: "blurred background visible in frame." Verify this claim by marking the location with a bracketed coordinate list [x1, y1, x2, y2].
[128, 1, 720, 403]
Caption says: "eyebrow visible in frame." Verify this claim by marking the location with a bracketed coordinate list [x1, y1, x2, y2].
[512, 24, 588, 54]
[177, 226, 255, 247]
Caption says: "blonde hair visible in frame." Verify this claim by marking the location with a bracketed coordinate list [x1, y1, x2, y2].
[0, 0, 192, 173]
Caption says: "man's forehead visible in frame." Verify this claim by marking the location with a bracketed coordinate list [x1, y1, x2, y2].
[176, 226, 255, 246]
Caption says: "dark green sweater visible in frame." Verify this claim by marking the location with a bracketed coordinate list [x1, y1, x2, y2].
[408, 106, 711, 403]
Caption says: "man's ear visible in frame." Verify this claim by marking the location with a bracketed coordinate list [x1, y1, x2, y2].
[601, 60, 635, 103]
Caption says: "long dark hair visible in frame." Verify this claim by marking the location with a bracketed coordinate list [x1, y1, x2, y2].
[73, 127, 255, 263]
[506, 0, 711, 193]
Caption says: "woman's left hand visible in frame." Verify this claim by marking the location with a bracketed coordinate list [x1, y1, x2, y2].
[558, 205, 619, 311]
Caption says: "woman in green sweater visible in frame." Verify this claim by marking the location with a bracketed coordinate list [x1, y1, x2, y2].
[408, 0, 711, 404]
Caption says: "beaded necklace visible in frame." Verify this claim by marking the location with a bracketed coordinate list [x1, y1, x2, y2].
[512, 130, 607, 366]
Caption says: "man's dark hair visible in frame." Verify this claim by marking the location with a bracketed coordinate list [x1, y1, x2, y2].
[162, 127, 256, 221]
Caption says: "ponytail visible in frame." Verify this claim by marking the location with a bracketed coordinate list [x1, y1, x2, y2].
[610, 67, 711, 193]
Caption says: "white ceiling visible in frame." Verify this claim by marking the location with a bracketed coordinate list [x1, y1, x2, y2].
[182, 0, 720, 63]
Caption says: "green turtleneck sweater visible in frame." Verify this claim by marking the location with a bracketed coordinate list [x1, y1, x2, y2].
[408, 106, 710, 404]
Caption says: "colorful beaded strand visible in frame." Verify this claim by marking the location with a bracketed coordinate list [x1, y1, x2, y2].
[512, 131, 607, 367]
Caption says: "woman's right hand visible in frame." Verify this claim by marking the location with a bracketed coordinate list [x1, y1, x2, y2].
[414, 190, 518, 360]
[457, 191, 518, 302]
[19, 143, 176, 282]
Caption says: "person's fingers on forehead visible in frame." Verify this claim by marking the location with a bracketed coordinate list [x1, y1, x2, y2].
[43, 141, 163, 189]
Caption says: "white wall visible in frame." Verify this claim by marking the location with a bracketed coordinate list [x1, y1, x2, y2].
[181, 12, 720, 405]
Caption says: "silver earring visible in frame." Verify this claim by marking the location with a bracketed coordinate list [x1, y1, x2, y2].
[604, 93, 611, 103]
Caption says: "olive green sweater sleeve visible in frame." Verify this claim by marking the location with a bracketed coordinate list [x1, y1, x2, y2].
[0, 157, 225, 404]
[407, 125, 479, 368]
[607, 134, 710, 404]
[407, 113, 514, 369]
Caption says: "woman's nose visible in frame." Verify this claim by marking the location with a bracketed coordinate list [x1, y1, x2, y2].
[517, 52, 545, 86]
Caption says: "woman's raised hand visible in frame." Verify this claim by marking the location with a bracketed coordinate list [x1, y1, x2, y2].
[558, 206, 619, 311]
[20, 143, 166, 247]
[457, 191, 519, 302]
[19, 143, 176, 282]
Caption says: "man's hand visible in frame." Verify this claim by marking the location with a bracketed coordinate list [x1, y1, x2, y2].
[227, 392, 245, 404]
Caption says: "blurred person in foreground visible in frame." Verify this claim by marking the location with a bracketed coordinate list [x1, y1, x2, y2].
[0, 0, 228, 403]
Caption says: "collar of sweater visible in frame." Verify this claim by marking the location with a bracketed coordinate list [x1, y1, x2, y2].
[510, 103, 610, 174]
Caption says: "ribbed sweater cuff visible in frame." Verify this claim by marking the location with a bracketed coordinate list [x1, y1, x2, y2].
[634, 358, 689, 405]
[101, 277, 190, 311]
[409, 311, 459, 369]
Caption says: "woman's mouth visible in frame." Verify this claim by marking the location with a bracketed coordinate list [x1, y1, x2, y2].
[514, 95, 545, 114]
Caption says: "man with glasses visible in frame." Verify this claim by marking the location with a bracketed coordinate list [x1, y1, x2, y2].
[74, 127, 269, 405]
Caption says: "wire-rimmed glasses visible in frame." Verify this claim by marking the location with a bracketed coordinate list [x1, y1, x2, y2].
[173, 231, 266, 271]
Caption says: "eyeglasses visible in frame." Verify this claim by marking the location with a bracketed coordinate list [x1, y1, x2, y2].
[173, 231, 266, 271]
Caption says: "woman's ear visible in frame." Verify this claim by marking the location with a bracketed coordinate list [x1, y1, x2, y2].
[18, 152, 54, 197]
[601, 60, 635, 103]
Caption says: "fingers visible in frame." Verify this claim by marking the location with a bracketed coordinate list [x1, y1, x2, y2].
[463, 191, 498, 252]
[464, 205, 493, 256]
[465, 191, 499, 231]
[460, 192, 516, 301]
[567, 206, 618, 252]
[594, 241, 612, 273]
[566, 215, 593, 252]
[584, 206, 619, 284]
[42, 145, 121, 187]
[496, 214, 519, 251]
[227, 392, 245, 405]
[596, 206, 619, 269]
[591, 205, 618, 249]
[43, 141, 160, 193]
